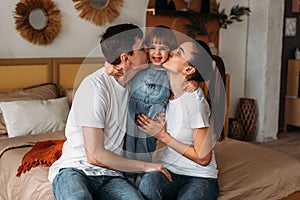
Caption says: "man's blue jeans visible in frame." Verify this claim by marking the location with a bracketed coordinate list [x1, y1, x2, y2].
[139, 171, 219, 200]
[52, 168, 144, 200]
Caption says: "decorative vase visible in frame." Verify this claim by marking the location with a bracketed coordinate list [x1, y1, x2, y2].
[208, 42, 218, 55]
[237, 98, 257, 141]
[229, 119, 244, 140]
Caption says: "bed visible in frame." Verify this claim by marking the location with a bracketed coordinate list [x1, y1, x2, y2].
[0, 58, 300, 200]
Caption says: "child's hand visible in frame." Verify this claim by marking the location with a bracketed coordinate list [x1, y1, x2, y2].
[182, 80, 199, 92]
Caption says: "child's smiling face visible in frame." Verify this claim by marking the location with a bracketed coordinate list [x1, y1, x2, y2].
[147, 37, 170, 66]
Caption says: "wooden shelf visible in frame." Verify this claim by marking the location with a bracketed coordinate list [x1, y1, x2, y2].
[146, 0, 220, 46]
[153, 10, 209, 17]
[284, 59, 300, 131]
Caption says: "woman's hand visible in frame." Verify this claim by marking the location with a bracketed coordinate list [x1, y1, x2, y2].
[137, 113, 167, 140]
[138, 114, 212, 166]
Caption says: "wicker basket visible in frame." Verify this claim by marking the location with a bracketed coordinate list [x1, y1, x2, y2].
[237, 98, 257, 141]
[229, 119, 244, 140]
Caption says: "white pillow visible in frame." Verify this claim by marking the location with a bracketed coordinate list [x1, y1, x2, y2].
[0, 97, 69, 138]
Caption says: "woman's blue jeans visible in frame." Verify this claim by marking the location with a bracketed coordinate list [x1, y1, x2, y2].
[139, 171, 219, 200]
[52, 168, 144, 200]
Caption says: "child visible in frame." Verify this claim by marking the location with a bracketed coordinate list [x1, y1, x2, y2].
[124, 25, 199, 163]
[123, 25, 177, 164]
[123, 25, 199, 186]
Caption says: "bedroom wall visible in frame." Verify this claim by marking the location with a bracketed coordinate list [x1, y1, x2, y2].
[219, 0, 284, 142]
[218, 0, 248, 118]
[0, 0, 286, 142]
[0, 0, 148, 58]
[246, 0, 284, 142]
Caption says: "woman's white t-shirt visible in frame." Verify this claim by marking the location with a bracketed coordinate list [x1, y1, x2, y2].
[160, 88, 218, 179]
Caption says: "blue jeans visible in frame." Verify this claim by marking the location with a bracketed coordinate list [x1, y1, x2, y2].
[139, 171, 219, 200]
[52, 168, 144, 200]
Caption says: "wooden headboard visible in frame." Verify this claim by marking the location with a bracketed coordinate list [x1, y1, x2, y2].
[0, 57, 230, 137]
[0, 57, 105, 92]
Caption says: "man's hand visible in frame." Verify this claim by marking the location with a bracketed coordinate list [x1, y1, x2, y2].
[145, 163, 172, 182]
[182, 80, 199, 93]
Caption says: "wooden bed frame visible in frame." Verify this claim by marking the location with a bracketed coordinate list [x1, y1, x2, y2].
[0, 57, 299, 200]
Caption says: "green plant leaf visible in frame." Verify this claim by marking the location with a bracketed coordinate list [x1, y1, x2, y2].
[183, 3, 251, 41]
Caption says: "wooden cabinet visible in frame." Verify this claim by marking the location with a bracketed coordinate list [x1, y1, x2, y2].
[284, 59, 300, 131]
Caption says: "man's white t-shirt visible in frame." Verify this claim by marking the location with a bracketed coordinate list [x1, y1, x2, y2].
[48, 67, 129, 182]
[160, 88, 218, 179]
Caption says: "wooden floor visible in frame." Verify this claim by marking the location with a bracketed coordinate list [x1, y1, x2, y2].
[252, 127, 300, 161]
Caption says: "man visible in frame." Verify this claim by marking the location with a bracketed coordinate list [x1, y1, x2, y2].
[49, 23, 171, 200]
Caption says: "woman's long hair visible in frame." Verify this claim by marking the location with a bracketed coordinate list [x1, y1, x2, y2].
[210, 54, 226, 141]
[189, 40, 226, 141]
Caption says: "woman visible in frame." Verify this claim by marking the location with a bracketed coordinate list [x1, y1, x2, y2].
[137, 40, 225, 200]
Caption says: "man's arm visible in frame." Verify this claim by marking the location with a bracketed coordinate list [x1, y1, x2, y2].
[82, 126, 172, 180]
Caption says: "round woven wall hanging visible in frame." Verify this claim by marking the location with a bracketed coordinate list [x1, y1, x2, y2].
[72, 0, 124, 26]
[14, 0, 61, 45]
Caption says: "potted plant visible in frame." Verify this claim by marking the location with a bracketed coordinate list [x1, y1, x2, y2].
[184, 3, 251, 54]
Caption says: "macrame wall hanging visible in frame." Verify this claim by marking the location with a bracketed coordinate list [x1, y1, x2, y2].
[14, 0, 61, 45]
[72, 0, 124, 26]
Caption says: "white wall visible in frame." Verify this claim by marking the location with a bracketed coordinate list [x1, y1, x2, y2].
[0, 0, 149, 58]
[218, 0, 249, 118]
[219, 0, 284, 142]
[246, 0, 284, 141]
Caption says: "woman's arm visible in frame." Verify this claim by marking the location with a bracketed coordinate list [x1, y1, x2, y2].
[82, 126, 172, 181]
[137, 114, 212, 166]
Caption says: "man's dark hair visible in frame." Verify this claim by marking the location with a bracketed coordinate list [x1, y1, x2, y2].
[100, 23, 143, 65]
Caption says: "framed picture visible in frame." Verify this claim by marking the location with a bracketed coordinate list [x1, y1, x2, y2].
[292, 0, 300, 13]
[285, 18, 297, 37]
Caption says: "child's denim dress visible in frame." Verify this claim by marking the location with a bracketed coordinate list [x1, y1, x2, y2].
[124, 65, 170, 163]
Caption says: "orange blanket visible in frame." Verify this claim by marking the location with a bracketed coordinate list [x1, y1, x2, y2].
[16, 139, 66, 177]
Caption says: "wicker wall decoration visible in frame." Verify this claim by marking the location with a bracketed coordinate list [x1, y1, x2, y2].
[13, 0, 61, 45]
[72, 0, 124, 26]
